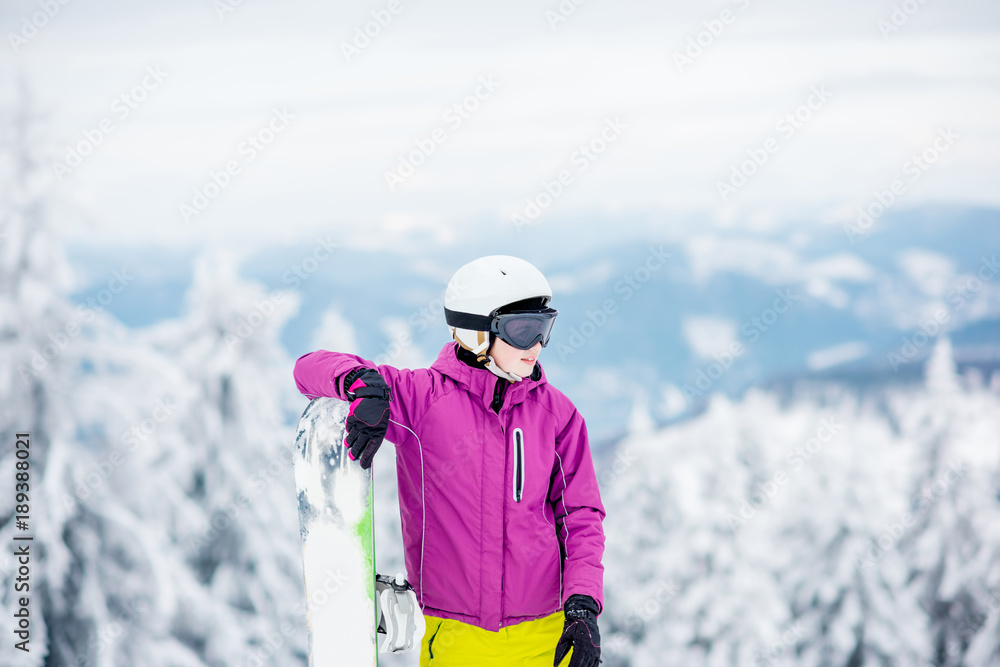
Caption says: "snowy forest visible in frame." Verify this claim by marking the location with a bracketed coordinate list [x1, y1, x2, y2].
[3, 95, 1000, 667]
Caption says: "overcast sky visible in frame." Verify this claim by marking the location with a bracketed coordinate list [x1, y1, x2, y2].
[1, 0, 998, 255]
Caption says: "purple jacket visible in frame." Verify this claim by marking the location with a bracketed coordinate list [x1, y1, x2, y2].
[293, 341, 605, 632]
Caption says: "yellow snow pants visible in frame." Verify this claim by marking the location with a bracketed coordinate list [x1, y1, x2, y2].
[419, 610, 573, 666]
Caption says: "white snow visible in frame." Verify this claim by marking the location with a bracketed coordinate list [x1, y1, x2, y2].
[0, 135, 310, 665]
[802, 252, 876, 283]
[684, 238, 876, 310]
[600, 342, 1000, 665]
[684, 236, 800, 285]
[806, 341, 869, 370]
[310, 307, 362, 356]
[897, 247, 957, 297]
[681, 315, 738, 359]
[377, 317, 432, 369]
[626, 391, 656, 436]
[658, 383, 688, 419]
[804, 277, 851, 308]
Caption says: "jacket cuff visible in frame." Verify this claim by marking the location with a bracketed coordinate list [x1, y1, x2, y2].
[565, 594, 600, 616]
[341, 366, 373, 399]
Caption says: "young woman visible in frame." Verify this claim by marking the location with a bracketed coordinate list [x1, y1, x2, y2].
[293, 255, 605, 666]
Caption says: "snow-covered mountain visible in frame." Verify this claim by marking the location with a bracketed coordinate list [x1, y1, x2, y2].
[66, 204, 1000, 446]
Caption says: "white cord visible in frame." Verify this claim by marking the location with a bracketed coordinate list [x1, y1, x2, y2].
[388, 419, 425, 608]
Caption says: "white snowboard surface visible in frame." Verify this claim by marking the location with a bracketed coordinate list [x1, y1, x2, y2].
[293, 397, 378, 667]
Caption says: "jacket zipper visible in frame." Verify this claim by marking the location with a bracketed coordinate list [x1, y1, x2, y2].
[513, 428, 524, 503]
[491, 376, 506, 414]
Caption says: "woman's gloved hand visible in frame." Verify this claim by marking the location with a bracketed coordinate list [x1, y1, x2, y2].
[554, 594, 601, 667]
[342, 368, 392, 469]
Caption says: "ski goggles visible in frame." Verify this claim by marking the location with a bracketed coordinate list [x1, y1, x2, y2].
[489, 307, 558, 350]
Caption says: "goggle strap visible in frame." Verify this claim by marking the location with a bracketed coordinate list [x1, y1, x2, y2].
[444, 307, 493, 331]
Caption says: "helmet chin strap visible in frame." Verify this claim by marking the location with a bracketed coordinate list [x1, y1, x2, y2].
[484, 354, 524, 382]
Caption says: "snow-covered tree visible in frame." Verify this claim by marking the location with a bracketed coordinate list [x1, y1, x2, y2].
[0, 76, 170, 667]
[600, 337, 1000, 665]
[903, 338, 1000, 666]
[1, 84, 310, 666]
[132, 248, 308, 665]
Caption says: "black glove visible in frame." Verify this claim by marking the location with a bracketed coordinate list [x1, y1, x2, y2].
[342, 368, 392, 469]
[554, 594, 601, 667]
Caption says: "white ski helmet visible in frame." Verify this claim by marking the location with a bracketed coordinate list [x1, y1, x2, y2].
[444, 255, 553, 363]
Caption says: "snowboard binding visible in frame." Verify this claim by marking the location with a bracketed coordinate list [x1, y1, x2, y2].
[375, 572, 426, 653]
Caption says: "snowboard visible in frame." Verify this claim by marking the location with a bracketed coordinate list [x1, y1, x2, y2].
[293, 397, 379, 666]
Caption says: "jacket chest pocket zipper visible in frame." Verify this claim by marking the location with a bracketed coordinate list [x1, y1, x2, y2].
[513, 428, 525, 503]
